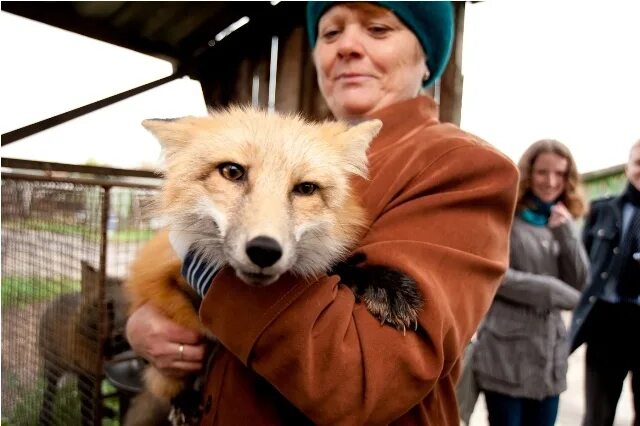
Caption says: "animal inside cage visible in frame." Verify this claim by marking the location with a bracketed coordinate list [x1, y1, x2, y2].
[1, 166, 161, 425]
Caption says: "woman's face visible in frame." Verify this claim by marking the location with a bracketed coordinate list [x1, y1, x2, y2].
[530, 152, 569, 203]
[313, 4, 427, 120]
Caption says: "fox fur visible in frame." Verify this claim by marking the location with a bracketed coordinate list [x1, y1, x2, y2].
[125, 107, 384, 403]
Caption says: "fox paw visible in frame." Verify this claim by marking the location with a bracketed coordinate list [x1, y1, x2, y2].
[359, 272, 423, 334]
[332, 256, 423, 334]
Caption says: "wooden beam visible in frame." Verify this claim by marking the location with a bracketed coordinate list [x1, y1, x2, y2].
[1, 72, 183, 146]
[439, 2, 466, 125]
[275, 27, 305, 114]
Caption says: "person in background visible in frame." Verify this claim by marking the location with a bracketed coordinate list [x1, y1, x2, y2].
[570, 139, 640, 426]
[457, 339, 481, 425]
[126, 2, 520, 424]
[473, 139, 589, 426]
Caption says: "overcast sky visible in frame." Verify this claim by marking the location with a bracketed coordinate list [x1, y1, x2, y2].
[1, 1, 639, 172]
[461, 1, 640, 173]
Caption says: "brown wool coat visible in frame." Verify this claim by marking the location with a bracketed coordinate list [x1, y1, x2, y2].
[197, 96, 519, 425]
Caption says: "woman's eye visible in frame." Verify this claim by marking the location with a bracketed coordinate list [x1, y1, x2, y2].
[218, 163, 245, 181]
[369, 25, 391, 36]
[293, 182, 319, 196]
[320, 29, 340, 40]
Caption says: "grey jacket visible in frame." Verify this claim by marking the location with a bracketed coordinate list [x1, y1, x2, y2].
[472, 217, 589, 399]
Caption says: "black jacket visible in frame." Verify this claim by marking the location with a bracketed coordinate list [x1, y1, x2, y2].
[569, 194, 637, 352]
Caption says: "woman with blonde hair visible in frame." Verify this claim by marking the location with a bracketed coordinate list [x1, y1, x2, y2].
[472, 139, 590, 425]
[515, 139, 587, 221]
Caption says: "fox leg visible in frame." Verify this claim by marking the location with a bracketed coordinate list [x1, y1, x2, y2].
[144, 366, 186, 400]
[331, 255, 423, 333]
[123, 388, 171, 426]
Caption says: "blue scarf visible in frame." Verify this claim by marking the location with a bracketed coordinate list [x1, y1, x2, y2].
[519, 193, 555, 226]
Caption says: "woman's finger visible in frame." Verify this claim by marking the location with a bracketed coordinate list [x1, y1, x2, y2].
[552, 203, 571, 218]
[162, 321, 203, 345]
[166, 342, 206, 363]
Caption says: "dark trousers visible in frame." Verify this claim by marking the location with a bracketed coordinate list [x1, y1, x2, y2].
[582, 301, 640, 426]
[484, 391, 559, 426]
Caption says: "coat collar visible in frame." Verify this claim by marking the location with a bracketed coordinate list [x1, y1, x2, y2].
[366, 96, 440, 150]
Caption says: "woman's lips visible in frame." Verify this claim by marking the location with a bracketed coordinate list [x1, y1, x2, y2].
[335, 73, 372, 83]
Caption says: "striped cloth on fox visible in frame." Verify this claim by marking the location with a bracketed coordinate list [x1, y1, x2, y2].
[181, 250, 216, 297]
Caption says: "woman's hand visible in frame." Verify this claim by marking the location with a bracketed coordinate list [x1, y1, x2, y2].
[126, 303, 206, 377]
[548, 203, 572, 228]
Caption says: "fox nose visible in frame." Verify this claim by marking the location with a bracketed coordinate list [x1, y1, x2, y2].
[246, 236, 282, 268]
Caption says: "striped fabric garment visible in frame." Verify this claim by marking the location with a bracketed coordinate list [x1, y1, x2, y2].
[181, 250, 217, 298]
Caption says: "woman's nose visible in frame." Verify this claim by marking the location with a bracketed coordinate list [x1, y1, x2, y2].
[336, 28, 364, 59]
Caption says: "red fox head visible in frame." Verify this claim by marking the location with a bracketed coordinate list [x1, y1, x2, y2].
[143, 107, 381, 286]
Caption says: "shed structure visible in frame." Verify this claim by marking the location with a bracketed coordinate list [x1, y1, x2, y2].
[1, 1, 466, 147]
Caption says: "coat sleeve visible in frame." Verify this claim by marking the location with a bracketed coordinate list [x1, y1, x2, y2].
[199, 144, 518, 425]
[550, 221, 589, 291]
[496, 268, 581, 310]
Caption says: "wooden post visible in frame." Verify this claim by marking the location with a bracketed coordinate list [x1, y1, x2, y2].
[439, 1, 466, 125]
[275, 27, 304, 114]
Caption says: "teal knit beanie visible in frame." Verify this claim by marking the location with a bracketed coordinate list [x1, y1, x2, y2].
[306, 1, 454, 88]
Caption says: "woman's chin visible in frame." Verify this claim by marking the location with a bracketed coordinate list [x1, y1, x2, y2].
[535, 192, 561, 204]
[333, 98, 379, 119]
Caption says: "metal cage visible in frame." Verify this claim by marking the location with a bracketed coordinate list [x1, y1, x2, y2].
[1, 163, 161, 425]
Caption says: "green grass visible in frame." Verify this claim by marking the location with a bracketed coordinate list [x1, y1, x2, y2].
[0, 374, 121, 425]
[1, 374, 50, 426]
[109, 228, 155, 242]
[101, 381, 120, 426]
[0, 276, 80, 309]
[3, 219, 94, 237]
[1, 373, 84, 426]
[3, 218, 155, 243]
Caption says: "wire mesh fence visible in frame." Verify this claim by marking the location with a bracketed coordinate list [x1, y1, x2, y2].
[1, 165, 161, 425]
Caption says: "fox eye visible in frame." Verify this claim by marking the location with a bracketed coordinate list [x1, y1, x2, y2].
[218, 163, 245, 181]
[293, 182, 319, 196]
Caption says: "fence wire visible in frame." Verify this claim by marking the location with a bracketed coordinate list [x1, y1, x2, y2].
[1, 172, 160, 425]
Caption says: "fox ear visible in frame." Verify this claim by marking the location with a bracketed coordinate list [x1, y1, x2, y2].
[339, 119, 382, 177]
[142, 117, 194, 157]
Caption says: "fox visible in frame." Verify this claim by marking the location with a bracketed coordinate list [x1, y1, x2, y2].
[38, 261, 128, 426]
[124, 107, 423, 410]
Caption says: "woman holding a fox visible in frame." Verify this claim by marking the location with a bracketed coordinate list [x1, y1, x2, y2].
[126, 2, 520, 424]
